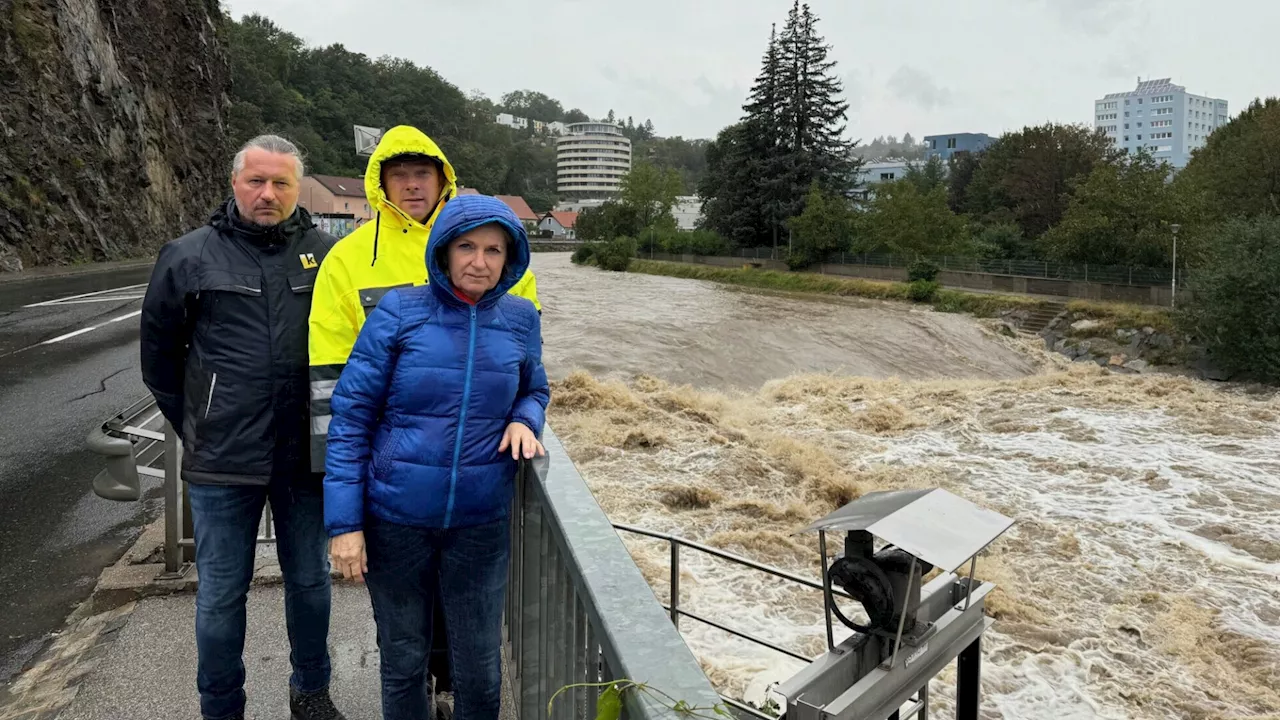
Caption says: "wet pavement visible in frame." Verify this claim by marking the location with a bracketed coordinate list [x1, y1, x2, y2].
[0, 265, 159, 683]
[53, 583, 516, 720]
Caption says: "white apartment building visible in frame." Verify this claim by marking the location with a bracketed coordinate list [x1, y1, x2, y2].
[1095, 78, 1228, 169]
[556, 122, 632, 197]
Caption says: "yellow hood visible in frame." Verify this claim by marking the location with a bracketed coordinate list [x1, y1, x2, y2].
[364, 125, 458, 226]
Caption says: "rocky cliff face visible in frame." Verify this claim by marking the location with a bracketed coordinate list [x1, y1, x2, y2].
[0, 0, 229, 269]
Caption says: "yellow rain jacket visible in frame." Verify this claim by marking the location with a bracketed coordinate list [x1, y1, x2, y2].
[308, 125, 541, 470]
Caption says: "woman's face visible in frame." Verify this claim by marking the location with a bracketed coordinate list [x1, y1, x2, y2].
[447, 224, 508, 301]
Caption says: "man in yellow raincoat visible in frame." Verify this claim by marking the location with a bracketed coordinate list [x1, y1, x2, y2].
[307, 126, 539, 715]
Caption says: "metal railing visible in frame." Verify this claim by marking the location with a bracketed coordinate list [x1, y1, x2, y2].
[87, 397, 276, 575]
[506, 427, 724, 719]
[714, 248, 1184, 287]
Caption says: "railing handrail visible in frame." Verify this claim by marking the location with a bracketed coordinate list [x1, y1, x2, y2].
[509, 428, 725, 719]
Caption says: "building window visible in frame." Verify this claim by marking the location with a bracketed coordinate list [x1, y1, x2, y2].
[947, 138, 957, 149]
[1138, 98, 1143, 104]
[1124, 123, 1130, 129]
[1125, 111, 1130, 117]
[930, 140, 937, 149]
[1137, 135, 1142, 140]
[880, 173, 895, 181]
[344, 202, 349, 210]
[1124, 136, 1129, 141]
[1137, 122, 1143, 128]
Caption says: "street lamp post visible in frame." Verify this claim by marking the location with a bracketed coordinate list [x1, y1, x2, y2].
[1170, 223, 1181, 308]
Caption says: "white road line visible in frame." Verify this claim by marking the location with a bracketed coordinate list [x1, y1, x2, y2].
[29, 295, 146, 305]
[40, 310, 142, 345]
[24, 283, 149, 308]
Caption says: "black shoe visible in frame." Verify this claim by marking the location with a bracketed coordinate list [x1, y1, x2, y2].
[290, 686, 347, 720]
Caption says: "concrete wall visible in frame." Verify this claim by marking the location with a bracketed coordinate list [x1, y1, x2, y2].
[648, 254, 1182, 307]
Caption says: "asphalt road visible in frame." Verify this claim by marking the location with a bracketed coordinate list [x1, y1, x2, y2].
[0, 265, 162, 683]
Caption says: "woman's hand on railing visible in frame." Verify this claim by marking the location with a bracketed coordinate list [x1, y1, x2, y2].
[499, 422, 546, 461]
[329, 531, 367, 583]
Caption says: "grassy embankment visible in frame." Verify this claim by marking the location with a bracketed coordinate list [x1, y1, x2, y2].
[627, 259, 1036, 316]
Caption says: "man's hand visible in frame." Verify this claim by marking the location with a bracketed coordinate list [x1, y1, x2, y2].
[499, 422, 545, 460]
[329, 531, 367, 583]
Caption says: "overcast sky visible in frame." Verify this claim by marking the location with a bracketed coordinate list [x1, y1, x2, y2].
[224, 0, 1279, 143]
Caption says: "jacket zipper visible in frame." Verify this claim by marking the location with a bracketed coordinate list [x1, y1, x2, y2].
[204, 372, 218, 418]
[444, 305, 477, 528]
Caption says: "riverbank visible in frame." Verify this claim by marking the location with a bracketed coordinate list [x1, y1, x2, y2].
[619, 258, 1213, 377]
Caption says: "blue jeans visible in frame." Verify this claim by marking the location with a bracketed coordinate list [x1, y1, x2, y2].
[188, 481, 333, 720]
[364, 514, 510, 720]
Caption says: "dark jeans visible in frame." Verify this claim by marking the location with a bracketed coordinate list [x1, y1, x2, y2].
[188, 481, 333, 720]
[365, 514, 510, 720]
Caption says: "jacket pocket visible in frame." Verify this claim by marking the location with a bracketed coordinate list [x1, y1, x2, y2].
[359, 284, 413, 316]
[199, 270, 262, 296]
[289, 269, 318, 294]
[373, 427, 403, 480]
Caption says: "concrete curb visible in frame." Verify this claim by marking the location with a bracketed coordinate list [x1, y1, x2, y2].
[0, 259, 155, 286]
[74, 517, 296, 620]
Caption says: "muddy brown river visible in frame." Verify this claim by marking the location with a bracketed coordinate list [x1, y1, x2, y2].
[532, 253, 1280, 720]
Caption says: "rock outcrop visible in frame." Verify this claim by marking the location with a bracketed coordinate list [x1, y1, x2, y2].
[0, 0, 229, 267]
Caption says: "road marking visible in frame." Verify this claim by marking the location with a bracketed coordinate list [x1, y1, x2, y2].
[40, 310, 142, 345]
[24, 283, 149, 308]
[31, 295, 146, 305]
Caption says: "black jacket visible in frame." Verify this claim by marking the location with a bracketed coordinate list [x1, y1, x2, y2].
[140, 199, 337, 485]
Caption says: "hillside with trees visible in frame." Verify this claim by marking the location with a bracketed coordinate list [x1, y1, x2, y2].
[223, 14, 708, 213]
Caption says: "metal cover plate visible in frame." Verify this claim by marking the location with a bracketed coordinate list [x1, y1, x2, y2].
[798, 488, 1013, 573]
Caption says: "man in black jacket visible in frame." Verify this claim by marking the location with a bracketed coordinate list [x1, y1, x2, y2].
[140, 135, 345, 720]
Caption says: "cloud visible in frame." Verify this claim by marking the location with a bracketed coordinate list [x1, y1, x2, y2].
[887, 65, 953, 111]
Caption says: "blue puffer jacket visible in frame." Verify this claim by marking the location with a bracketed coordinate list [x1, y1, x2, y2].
[323, 195, 549, 534]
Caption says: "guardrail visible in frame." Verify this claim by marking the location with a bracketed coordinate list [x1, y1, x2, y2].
[86, 397, 275, 575]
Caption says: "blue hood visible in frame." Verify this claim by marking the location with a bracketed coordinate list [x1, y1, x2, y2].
[426, 195, 531, 308]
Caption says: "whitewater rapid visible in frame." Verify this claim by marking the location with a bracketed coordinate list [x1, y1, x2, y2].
[533, 254, 1280, 719]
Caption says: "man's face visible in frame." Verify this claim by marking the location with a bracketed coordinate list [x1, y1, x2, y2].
[231, 148, 301, 226]
[383, 159, 442, 223]
[447, 224, 508, 301]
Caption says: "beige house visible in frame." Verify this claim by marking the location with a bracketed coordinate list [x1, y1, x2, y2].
[299, 175, 372, 223]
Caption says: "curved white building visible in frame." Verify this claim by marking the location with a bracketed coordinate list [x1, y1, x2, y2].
[556, 122, 632, 197]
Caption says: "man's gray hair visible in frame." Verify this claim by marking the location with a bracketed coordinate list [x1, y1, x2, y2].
[231, 134, 305, 180]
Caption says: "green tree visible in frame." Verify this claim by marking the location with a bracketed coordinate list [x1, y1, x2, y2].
[945, 150, 982, 214]
[1039, 150, 1181, 267]
[1175, 97, 1280, 221]
[617, 160, 683, 230]
[575, 201, 642, 243]
[563, 108, 591, 123]
[498, 90, 564, 122]
[964, 123, 1121, 245]
[904, 155, 947, 194]
[786, 183, 854, 268]
[860, 180, 969, 258]
[1179, 215, 1280, 381]
[698, 3, 858, 250]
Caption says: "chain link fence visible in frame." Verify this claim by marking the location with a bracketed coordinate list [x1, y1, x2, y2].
[728, 248, 1184, 287]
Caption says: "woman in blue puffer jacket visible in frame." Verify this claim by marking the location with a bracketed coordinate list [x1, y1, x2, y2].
[323, 194, 549, 720]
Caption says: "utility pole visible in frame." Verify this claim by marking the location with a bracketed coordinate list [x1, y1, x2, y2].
[1170, 223, 1181, 308]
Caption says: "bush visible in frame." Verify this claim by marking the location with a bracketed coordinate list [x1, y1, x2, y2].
[1178, 215, 1280, 381]
[907, 259, 940, 282]
[570, 244, 596, 265]
[594, 236, 637, 272]
[785, 251, 813, 271]
[906, 279, 939, 302]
